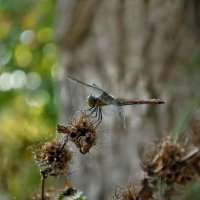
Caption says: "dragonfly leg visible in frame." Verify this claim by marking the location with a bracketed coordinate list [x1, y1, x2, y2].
[90, 107, 98, 118]
[84, 106, 102, 127]
[93, 107, 102, 128]
[83, 107, 93, 116]
[84, 106, 98, 118]
[84, 107, 93, 112]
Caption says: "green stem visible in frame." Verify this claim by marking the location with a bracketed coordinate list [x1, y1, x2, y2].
[41, 175, 46, 200]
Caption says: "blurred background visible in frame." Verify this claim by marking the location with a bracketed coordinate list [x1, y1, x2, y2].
[0, 0, 200, 199]
[0, 0, 58, 199]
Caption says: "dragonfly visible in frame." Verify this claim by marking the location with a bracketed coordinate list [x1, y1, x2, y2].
[67, 75, 165, 128]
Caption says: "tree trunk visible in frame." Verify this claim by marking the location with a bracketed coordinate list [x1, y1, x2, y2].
[56, 1, 200, 199]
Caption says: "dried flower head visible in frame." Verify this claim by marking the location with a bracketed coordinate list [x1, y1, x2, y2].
[114, 178, 156, 200]
[57, 111, 98, 154]
[141, 137, 184, 181]
[114, 136, 200, 200]
[140, 135, 200, 199]
[32, 140, 72, 177]
[114, 184, 139, 200]
[175, 148, 200, 185]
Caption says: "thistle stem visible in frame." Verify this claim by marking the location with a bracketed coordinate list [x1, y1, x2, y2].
[41, 175, 46, 200]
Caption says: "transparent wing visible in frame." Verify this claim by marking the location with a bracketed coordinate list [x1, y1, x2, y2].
[67, 75, 104, 96]
[102, 103, 126, 128]
[67, 75, 116, 105]
[98, 92, 116, 105]
[92, 83, 102, 90]
[101, 104, 116, 116]
[117, 105, 126, 128]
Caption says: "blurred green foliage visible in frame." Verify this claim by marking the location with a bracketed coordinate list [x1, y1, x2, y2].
[0, 0, 58, 199]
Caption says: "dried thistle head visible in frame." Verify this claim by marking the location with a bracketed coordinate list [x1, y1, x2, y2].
[174, 148, 200, 185]
[139, 142, 160, 171]
[141, 137, 184, 180]
[113, 179, 158, 200]
[138, 178, 155, 200]
[113, 184, 139, 200]
[140, 135, 200, 191]
[57, 111, 98, 154]
[32, 140, 72, 177]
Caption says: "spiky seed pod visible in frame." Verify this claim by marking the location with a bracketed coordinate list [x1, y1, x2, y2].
[141, 137, 185, 182]
[140, 136, 200, 194]
[173, 148, 200, 185]
[114, 184, 139, 200]
[115, 136, 200, 200]
[32, 140, 72, 177]
[137, 178, 155, 200]
[116, 136, 200, 200]
[139, 142, 160, 172]
[152, 137, 183, 172]
[57, 112, 98, 154]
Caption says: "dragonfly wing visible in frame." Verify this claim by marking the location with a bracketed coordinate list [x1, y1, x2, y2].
[117, 105, 126, 128]
[101, 100, 126, 128]
[92, 83, 103, 91]
[98, 92, 116, 105]
[101, 104, 116, 116]
[67, 75, 104, 95]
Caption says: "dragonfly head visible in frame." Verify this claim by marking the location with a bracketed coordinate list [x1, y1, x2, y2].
[86, 95, 96, 108]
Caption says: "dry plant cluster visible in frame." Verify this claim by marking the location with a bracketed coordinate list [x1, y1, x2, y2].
[114, 136, 200, 200]
[31, 111, 98, 199]
[30, 106, 200, 200]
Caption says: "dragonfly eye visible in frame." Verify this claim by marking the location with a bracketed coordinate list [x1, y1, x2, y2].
[86, 95, 96, 108]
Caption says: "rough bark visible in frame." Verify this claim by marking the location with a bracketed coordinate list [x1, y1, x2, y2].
[56, 1, 200, 199]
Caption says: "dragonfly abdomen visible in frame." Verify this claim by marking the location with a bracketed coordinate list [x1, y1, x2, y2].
[115, 98, 165, 106]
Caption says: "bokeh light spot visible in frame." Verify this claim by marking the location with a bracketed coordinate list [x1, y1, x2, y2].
[25, 89, 50, 107]
[0, 18, 11, 39]
[0, 45, 12, 67]
[42, 53, 57, 68]
[20, 29, 35, 45]
[42, 43, 57, 54]
[14, 45, 32, 67]
[0, 72, 12, 91]
[26, 72, 41, 90]
[22, 10, 38, 29]
[11, 70, 27, 89]
[37, 27, 53, 43]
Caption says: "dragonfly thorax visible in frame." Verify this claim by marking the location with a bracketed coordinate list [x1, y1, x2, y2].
[86, 95, 97, 108]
